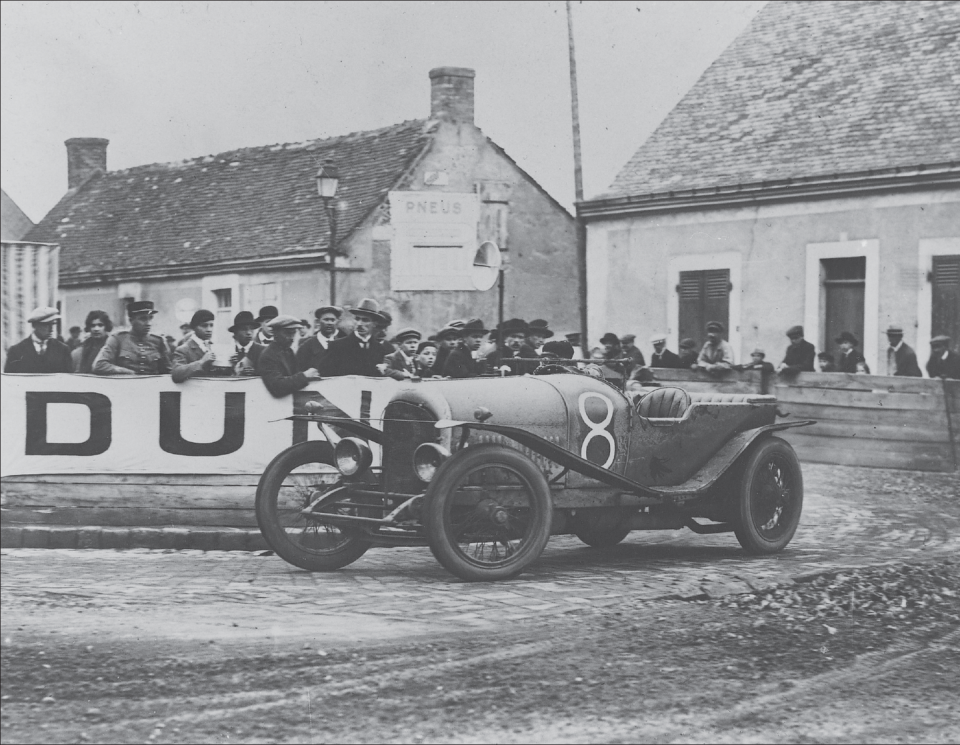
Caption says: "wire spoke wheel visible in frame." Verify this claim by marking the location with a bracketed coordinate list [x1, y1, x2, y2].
[425, 445, 552, 581]
[256, 442, 370, 571]
[734, 437, 803, 554]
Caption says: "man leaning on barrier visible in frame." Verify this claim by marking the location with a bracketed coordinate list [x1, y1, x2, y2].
[3, 306, 72, 374]
[257, 316, 321, 397]
[93, 301, 171, 376]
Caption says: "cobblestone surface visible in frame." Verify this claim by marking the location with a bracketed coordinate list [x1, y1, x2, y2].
[3, 465, 957, 641]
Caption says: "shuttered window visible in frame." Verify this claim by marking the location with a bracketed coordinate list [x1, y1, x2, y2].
[678, 268, 730, 348]
[932, 255, 960, 345]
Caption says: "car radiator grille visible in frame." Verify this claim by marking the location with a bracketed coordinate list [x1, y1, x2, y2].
[382, 400, 438, 494]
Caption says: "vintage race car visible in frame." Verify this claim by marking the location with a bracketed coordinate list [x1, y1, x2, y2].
[255, 373, 814, 581]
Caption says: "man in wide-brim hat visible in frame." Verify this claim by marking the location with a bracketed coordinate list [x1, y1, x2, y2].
[3, 306, 72, 373]
[834, 331, 866, 374]
[94, 300, 171, 376]
[443, 318, 491, 378]
[488, 318, 537, 376]
[296, 305, 345, 373]
[318, 298, 394, 378]
[383, 327, 423, 380]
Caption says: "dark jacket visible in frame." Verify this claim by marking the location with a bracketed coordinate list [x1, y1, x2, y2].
[486, 344, 538, 376]
[317, 334, 394, 378]
[432, 344, 454, 377]
[232, 341, 265, 375]
[93, 331, 171, 375]
[837, 349, 866, 374]
[295, 332, 344, 372]
[927, 349, 960, 380]
[890, 343, 922, 377]
[257, 342, 310, 397]
[677, 349, 699, 369]
[650, 348, 680, 369]
[72, 336, 108, 374]
[4, 336, 72, 373]
[781, 339, 816, 373]
[382, 348, 417, 380]
[442, 346, 487, 378]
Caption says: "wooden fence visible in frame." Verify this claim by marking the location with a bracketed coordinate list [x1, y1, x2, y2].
[651, 369, 959, 473]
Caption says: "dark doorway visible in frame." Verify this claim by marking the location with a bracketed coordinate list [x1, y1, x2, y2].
[932, 255, 959, 346]
[678, 268, 730, 349]
[822, 257, 865, 355]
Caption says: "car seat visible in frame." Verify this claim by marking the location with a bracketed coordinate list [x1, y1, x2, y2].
[636, 387, 692, 419]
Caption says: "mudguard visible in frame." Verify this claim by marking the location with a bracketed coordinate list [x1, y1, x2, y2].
[435, 418, 814, 500]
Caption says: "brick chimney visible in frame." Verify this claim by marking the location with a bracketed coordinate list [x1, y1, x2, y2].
[429, 67, 475, 125]
[65, 138, 109, 189]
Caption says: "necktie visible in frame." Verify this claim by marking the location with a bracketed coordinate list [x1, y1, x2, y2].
[236, 346, 246, 359]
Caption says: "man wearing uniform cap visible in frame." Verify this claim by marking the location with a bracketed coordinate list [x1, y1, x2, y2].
[648, 333, 680, 369]
[228, 311, 265, 376]
[317, 298, 394, 378]
[4, 306, 72, 373]
[171, 309, 219, 383]
[443, 319, 491, 378]
[257, 316, 321, 396]
[296, 306, 345, 373]
[94, 301, 171, 376]
[777, 325, 816, 374]
[383, 328, 422, 380]
[695, 321, 734, 373]
[927, 335, 960, 380]
[885, 325, 922, 377]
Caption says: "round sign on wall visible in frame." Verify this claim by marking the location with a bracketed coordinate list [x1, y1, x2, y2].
[471, 241, 502, 291]
[175, 297, 199, 324]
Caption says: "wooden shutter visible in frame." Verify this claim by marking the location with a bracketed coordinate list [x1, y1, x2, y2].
[932, 255, 960, 344]
[678, 268, 730, 348]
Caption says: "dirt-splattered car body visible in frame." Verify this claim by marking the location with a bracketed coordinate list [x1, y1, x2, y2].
[256, 374, 813, 581]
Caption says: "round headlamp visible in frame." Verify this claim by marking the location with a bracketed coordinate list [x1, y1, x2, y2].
[335, 437, 373, 477]
[413, 442, 451, 483]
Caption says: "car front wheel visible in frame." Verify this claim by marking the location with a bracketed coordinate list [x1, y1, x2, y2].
[733, 436, 803, 554]
[424, 444, 553, 582]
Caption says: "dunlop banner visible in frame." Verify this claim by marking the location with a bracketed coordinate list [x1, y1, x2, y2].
[0, 373, 401, 477]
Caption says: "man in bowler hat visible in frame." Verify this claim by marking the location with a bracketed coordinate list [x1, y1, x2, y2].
[94, 301, 171, 375]
[317, 299, 395, 377]
[4, 306, 72, 373]
[835, 331, 866, 374]
[525, 319, 553, 356]
[257, 316, 321, 396]
[443, 319, 491, 378]
[254, 305, 279, 346]
[885, 325, 922, 377]
[777, 325, 816, 374]
[488, 319, 538, 376]
[296, 305, 345, 372]
[228, 311, 265, 376]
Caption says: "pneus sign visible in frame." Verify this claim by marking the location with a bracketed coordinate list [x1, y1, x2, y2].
[1, 374, 400, 477]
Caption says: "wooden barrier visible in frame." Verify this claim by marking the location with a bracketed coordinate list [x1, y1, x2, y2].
[651, 368, 959, 473]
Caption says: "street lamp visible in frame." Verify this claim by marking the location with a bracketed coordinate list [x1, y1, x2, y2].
[316, 160, 341, 306]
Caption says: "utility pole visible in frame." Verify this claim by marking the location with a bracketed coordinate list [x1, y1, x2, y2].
[566, 0, 589, 356]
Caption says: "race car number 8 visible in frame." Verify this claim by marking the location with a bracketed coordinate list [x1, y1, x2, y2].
[578, 392, 616, 468]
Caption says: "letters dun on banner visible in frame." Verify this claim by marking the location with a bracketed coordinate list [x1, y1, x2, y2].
[0, 374, 401, 477]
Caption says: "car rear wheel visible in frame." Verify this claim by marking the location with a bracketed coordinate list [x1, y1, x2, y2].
[424, 445, 552, 582]
[733, 437, 803, 554]
[256, 441, 370, 571]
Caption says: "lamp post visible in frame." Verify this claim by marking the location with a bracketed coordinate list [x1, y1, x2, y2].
[316, 160, 341, 306]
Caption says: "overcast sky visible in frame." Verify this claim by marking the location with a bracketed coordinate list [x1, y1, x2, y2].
[1, 0, 765, 223]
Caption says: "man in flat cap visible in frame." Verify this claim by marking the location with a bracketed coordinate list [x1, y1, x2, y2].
[443, 319, 491, 378]
[677, 338, 699, 369]
[227, 311, 265, 376]
[432, 322, 464, 376]
[253, 305, 279, 346]
[257, 316, 321, 396]
[620, 334, 646, 370]
[695, 321, 734, 374]
[777, 325, 816, 374]
[94, 301, 171, 376]
[927, 335, 960, 380]
[4, 306, 72, 373]
[383, 328, 422, 380]
[525, 319, 553, 357]
[885, 325, 922, 377]
[170, 309, 219, 383]
[648, 333, 680, 369]
[317, 298, 394, 378]
[488, 319, 538, 376]
[296, 306, 344, 373]
[835, 331, 865, 374]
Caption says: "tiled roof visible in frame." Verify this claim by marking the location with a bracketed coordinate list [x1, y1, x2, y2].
[603, 0, 960, 199]
[27, 119, 436, 279]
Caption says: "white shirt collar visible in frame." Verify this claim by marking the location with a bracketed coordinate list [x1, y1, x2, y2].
[235, 340, 253, 353]
[890, 340, 903, 352]
[31, 333, 47, 351]
[354, 331, 372, 344]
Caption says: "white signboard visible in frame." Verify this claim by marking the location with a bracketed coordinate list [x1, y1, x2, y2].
[0, 373, 401, 477]
[388, 191, 480, 291]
